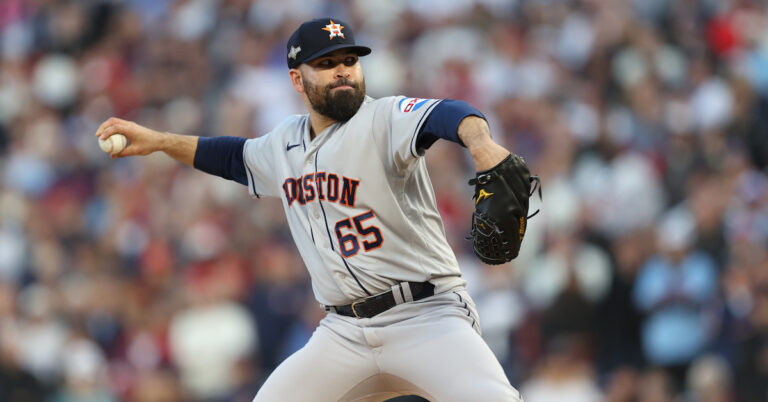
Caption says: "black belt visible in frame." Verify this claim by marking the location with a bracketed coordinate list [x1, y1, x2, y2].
[326, 281, 435, 318]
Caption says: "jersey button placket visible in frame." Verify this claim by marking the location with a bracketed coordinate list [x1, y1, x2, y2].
[304, 155, 319, 219]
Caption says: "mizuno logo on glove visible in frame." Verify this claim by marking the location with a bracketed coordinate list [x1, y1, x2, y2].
[475, 189, 494, 204]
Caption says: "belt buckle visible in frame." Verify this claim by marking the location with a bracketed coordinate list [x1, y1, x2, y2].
[351, 300, 362, 318]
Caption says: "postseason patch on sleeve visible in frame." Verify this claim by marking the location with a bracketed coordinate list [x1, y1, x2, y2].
[398, 97, 432, 113]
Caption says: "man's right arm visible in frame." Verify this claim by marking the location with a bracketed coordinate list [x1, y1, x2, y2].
[95, 117, 247, 185]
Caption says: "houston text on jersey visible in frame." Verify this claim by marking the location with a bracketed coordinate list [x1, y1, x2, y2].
[282, 173, 359, 207]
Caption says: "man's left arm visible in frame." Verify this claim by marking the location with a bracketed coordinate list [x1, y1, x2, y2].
[417, 99, 509, 170]
[456, 116, 510, 171]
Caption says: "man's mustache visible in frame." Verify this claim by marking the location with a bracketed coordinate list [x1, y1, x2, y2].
[329, 79, 358, 90]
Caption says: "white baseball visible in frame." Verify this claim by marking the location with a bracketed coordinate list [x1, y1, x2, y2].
[98, 133, 128, 155]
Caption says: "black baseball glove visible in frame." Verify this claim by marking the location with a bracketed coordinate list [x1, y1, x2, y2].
[468, 153, 541, 265]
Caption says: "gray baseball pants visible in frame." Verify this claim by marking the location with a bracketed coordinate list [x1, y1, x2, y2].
[252, 288, 523, 402]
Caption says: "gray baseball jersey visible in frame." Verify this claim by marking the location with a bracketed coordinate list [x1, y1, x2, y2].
[243, 95, 466, 306]
[244, 95, 522, 401]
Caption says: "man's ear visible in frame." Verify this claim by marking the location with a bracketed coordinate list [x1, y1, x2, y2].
[289, 68, 304, 93]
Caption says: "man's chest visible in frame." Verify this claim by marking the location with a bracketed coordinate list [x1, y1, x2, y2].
[277, 128, 387, 208]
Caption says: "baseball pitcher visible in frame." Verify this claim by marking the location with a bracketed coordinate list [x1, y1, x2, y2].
[96, 18, 536, 402]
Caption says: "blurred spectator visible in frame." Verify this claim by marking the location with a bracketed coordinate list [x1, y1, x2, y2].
[603, 367, 639, 402]
[245, 238, 311, 373]
[633, 206, 718, 388]
[15, 284, 70, 384]
[50, 332, 116, 402]
[519, 335, 604, 402]
[595, 229, 649, 374]
[168, 258, 257, 400]
[128, 369, 183, 402]
[0, 283, 49, 401]
[637, 368, 677, 402]
[686, 354, 733, 402]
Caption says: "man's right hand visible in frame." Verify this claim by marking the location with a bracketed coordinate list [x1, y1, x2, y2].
[95, 117, 198, 165]
[95, 117, 164, 158]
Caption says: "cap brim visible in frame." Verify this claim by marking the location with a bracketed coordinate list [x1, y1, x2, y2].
[302, 44, 372, 64]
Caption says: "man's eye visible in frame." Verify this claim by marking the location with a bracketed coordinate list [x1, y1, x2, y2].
[319, 60, 332, 67]
[344, 57, 357, 66]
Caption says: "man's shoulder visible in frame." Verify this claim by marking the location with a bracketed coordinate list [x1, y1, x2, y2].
[271, 114, 308, 134]
[358, 95, 440, 115]
[362, 95, 442, 114]
[251, 114, 307, 141]
[361, 95, 414, 107]
[359, 95, 396, 111]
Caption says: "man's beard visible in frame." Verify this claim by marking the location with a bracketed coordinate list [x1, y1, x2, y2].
[303, 77, 365, 122]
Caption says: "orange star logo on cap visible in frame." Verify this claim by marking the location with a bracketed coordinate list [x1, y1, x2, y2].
[322, 20, 345, 39]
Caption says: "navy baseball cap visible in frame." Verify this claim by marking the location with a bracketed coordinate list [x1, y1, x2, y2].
[286, 18, 371, 69]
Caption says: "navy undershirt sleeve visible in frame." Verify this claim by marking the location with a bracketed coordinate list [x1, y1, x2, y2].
[416, 99, 486, 151]
[193, 136, 248, 185]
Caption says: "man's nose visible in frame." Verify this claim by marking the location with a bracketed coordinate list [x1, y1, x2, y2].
[335, 65, 351, 78]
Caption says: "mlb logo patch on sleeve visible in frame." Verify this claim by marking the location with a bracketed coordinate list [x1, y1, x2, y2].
[398, 98, 431, 113]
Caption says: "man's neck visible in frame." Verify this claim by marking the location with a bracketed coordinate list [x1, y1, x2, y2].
[308, 110, 337, 140]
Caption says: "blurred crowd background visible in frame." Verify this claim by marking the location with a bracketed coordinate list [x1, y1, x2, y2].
[1, 0, 767, 401]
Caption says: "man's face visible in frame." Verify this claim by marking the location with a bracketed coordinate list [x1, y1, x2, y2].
[299, 50, 366, 122]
